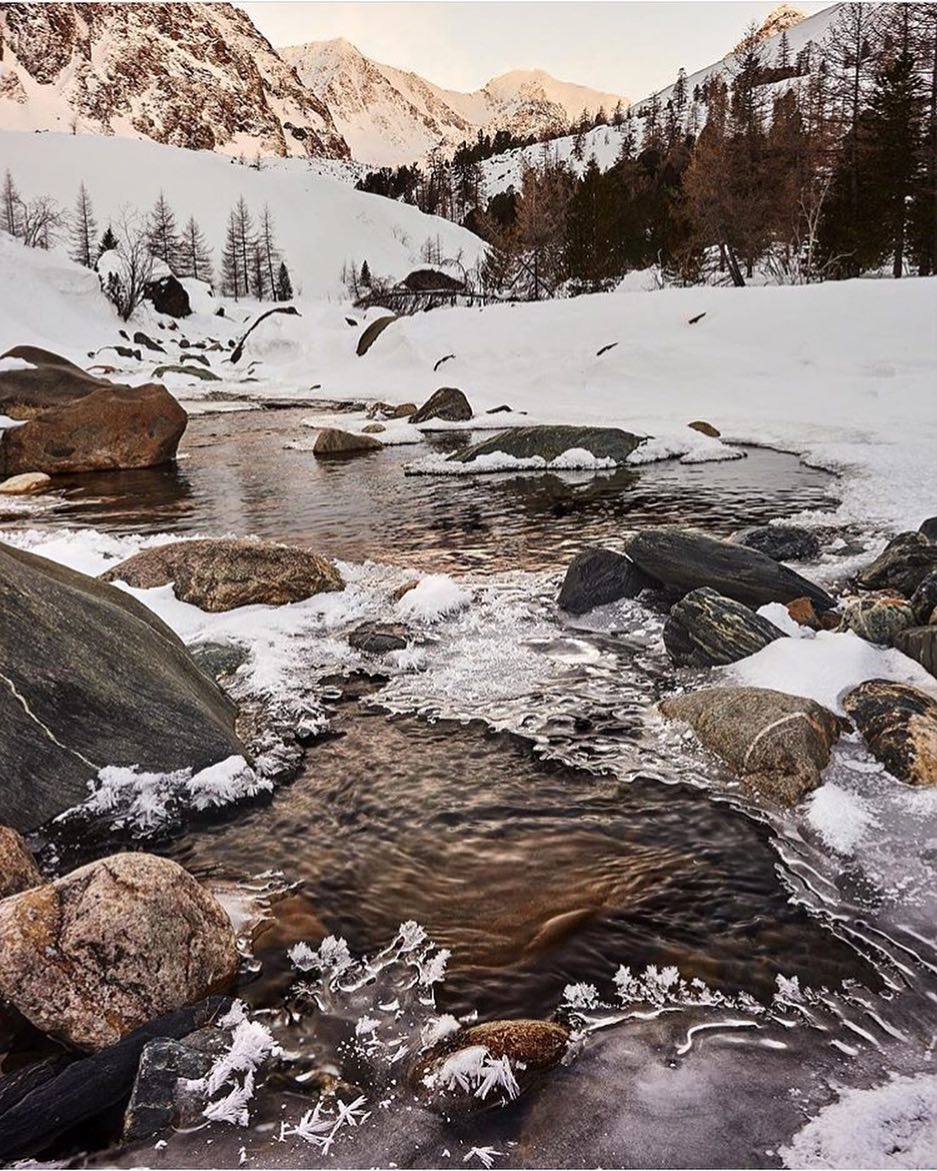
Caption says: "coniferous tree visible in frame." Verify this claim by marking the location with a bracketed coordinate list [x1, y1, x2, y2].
[360, 260, 371, 286]
[98, 224, 119, 257]
[1, 169, 22, 238]
[221, 210, 244, 299]
[275, 261, 294, 302]
[146, 191, 182, 271]
[258, 205, 281, 297]
[178, 216, 213, 284]
[69, 182, 97, 268]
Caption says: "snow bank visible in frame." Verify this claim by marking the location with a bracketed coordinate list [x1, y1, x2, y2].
[405, 447, 620, 475]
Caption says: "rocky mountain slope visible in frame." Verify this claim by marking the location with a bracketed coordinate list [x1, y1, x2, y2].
[282, 38, 628, 166]
[0, 2, 349, 158]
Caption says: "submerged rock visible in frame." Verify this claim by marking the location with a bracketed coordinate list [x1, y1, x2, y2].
[910, 570, 937, 625]
[451, 425, 644, 465]
[103, 537, 344, 612]
[411, 386, 473, 425]
[313, 427, 383, 456]
[0, 382, 187, 476]
[558, 547, 655, 615]
[857, 532, 937, 596]
[893, 627, 937, 680]
[0, 541, 246, 832]
[627, 527, 834, 610]
[348, 622, 409, 654]
[0, 826, 42, 898]
[663, 587, 786, 667]
[843, 595, 916, 645]
[843, 680, 937, 786]
[0, 472, 52, 495]
[0, 853, 237, 1051]
[732, 525, 821, 562]
[659, 686, 842, 805]
[412, 1019, 570, 1114]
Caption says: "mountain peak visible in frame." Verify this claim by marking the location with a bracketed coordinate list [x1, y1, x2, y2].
[756, 4, 806, 41]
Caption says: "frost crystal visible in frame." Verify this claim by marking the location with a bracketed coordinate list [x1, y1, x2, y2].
[280, 1095, 370, 1154]
[463, 1147, 504, 1168]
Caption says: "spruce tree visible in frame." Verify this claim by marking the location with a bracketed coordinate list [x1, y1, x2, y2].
[69, 182, 97, 268]
[98, 225, 119, 257]
[221, 210, 243, 299]
[1, 169, 22, 238]
[258, 205, 281, 297]
[146, 191, 182, 271]
[360, 259, 371, 286]
[275, 261, 294, 302]
[178, 216, 213, 284]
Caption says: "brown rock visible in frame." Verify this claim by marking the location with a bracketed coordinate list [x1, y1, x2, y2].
[843, 680, 937, 786]
[392, 579, 420, 602]
[0, 472, 51, 495]
[893, 627, 937, 680]
[0, 826, 42, 899]
[392, 402, 417, 418]
[843, 595, 916, 645]
[659, 686, 843, 805]
[361, 422, 386, 434]
[313, 428, 382, 457]
[688, 420, 720, 438]
[410, 387, 473, 425]
[786, 597, 821, 630]
[0, 346, 104, 418]
[0, 383, 187, 476]
[0, 853, 238, 1051]
[102, 537, 344, 613]
[356, 315, 396, 357]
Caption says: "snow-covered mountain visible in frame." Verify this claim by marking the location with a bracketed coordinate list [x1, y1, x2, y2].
[744, 2, 808, 46]
[282, 38, 628, 167]
[0, 2, 349, 159]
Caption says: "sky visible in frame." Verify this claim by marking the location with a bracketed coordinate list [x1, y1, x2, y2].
[240, 1, 831, 99]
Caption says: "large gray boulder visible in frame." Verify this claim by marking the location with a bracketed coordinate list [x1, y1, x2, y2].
[663, 587, 786, 667]
[0, 541, 246, 832]
[857, 532, 937, 596]
[910, 570, 937, 625]
[0, 853, 237, 1051]
[558, 547, 655, 615]
[842, 595, 916, 645]
[731, 525, 820, 562]
[626, 527, 834, 610]
[893, 627, 937, 680]
[451, 425, 644, 466]
[659, 686, 843, 805]
[312, 427, 383, 457]
[843, 680, 937, 787]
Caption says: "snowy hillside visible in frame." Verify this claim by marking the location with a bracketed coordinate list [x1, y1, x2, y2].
[283, 39, 628, 166]
[0, 130, 485, 298]
[0, 2, 348, 159]
[477, 4, 838, 197]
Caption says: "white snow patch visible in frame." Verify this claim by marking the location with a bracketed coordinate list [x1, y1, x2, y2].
[805, 783, 879, 855]
[756, 602, 813, 639]
[395, 574, 471, 622]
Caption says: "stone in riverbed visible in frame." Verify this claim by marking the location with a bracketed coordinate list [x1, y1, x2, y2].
[348, 622, 409, 654]
[557, 547, 655, 615]
[0, 826, 42, 899]
[663, 587, 786, 667]
[843, 680, 937, 786]
[451, 425, 644, 466]
[0, 853, 238, 1051]
[411, 386, 473, 425]
[103, 537, 344, 612]
[0, 541, 247, 832]
[626, 526, 834, 611]
[659, 686, 843, 805]
[843, 595, 916, 645]
[0, 472, 51, 495]
[412, 1019, 570, 1114]
[731, 525, 821, 562]
[313, 427, 382, 456]
[857, 532, 937, 597]
[910, 570, 937, 625]
[362, 422, 386, 433]
[893, 627, 937, 679]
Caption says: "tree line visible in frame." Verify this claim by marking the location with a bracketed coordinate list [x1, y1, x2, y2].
[357, 3, 937, 297]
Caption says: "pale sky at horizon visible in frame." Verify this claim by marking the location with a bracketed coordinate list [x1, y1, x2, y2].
[241, 1, 830, 99]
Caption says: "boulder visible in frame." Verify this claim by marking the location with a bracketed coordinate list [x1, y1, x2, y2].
[0, 853, 238, 1051]
[356, 315, 396, 357]
[348, 622, 409, 654]
[132, 331, 165, 353]
[732, 525, 821, 562]
[411, 387, 473, 425]
[786, 597, 823, 631]
[558, 547, 655, 615]
[843, 680, 937, 786]
[0, 383, 187, 476]
[451, 425, 644, 465]
[361, 422, 386, 434]
[626, 527, 834, 611]
[920, 517, 937, 541]
[0, 345, 111, 418]
[857, 532, 937, 597]
[402, 268, 465, 293]
[0, 826, 42, 899]
[0, 472, 51, 495]
[143, 275, 191, 318]
[893, 627, 937, 680]
[102, 538, 344, 613]
[662, 587, 787, 667]
[843, 596, 916, 645]
[910, 570, 937, 625]
[412, 1019, 570, 1114]
[688, 420, 720, 438]
[0, 541, 246, 832]
[659, 686, 843, 805]
[393, 402, 418, 418]
[313, 427, 383, 457]
[189, 640, 250, 681]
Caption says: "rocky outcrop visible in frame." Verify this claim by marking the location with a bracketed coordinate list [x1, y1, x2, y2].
[910, 571, 937, 625]
[103, 538, 344, 612]
[0, 472, 51, 495]
[893, 627, 937, 680]
[843, 596, 916, 645]
[857, 532, 937, 596]
[412, 1019, 570, 1114]
[662, 588, 786, 667]
[0, 382, 187, 476]
[313, 428, 383, 456]
[143, 275, 191, 318]
[356, 315, 396, 356]
[411, 387, 473, 425]
[627, 527, 834, 610]
[557, 547, 655, 615]
[0, 541, 246, 832]
[659, 686, 842, 805]
[732, 525, 821, 562]
[451, 425, 644, 465]
[348, 622, 409, 654]
[0, 853, 238, 1051]
[0, 826, 42, 899]
[843, 680, 937, 786]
